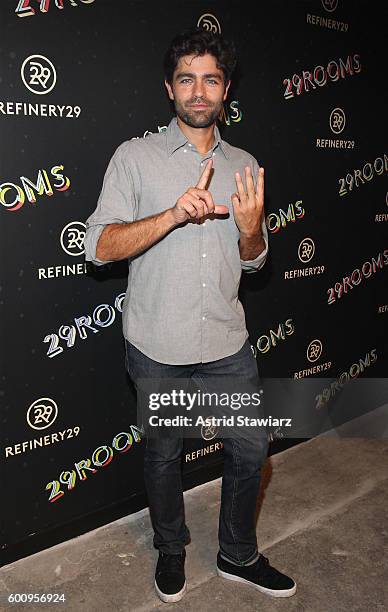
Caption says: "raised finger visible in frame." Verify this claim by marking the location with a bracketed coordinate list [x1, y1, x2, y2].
[235, 171, 246, 202]
[196, 159, 213, 190]
[245, 165, 255, 199]
[256, 167, 264, 204]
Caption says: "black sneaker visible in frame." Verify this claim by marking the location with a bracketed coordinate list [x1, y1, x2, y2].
[216, 552, 296, 598]
[154, 550, 186, 603]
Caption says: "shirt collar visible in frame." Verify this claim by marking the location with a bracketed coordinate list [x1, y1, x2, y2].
[166, 116, 229, 159]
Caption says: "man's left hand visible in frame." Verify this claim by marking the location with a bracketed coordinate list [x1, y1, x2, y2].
[231, 165, 264, 237]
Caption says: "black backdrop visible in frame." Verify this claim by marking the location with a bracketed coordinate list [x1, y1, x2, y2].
[1, 0, 387, 566]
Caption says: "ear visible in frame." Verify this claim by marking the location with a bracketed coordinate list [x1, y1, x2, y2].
[223, 79, 231, 101]
[164, 79, 174, 101]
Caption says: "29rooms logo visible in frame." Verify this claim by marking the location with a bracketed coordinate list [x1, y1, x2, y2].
[15, 0, 95, 18]
[266, 200, 305, 234]
[21, 54, 56, 95]
[283, 54, 360, 100]
[316, 349, 377, 410]
[43, 292, 126, 357]
[338, 154, 387, 197]
[253, 318, 295, 356]
[219, 101, 243, 126]
[327, 249, 388, 304]
[0, 165, 70, 212]
[45, 424, 142, 503]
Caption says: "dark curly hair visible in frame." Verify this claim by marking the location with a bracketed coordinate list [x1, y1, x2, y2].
[163, 27, 237, 85]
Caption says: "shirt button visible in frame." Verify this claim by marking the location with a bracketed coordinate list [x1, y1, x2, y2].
[200, 162, 203, 166]
[202, 253, 206, 258]
[183, 149, 187, 153]
[202, 283, 206, 288]
[188, 143, 192, 147]
[202, 316, 206, 321]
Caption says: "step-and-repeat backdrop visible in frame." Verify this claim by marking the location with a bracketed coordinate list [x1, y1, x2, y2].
[1, 0, 387, 564]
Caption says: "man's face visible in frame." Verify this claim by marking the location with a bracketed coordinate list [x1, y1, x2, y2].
[165, 53, 230, 128]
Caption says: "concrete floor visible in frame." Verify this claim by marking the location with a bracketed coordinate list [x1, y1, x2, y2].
[1, 407, 388, 612]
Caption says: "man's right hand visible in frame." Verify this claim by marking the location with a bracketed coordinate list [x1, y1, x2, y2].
[170, 159, 229, 225]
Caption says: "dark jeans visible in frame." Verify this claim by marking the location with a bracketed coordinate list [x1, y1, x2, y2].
[125, 338, 269, 565]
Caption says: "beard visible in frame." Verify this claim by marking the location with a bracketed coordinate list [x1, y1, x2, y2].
[173, 97, 223, 128]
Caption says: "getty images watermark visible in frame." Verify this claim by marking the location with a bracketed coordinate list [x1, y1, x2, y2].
[135, 377, 293, 440]
[147, 389, 292, 429]
[134, 377, 388, 440]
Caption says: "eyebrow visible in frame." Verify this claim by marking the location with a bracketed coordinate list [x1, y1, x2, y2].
[175, 72, 223, 80]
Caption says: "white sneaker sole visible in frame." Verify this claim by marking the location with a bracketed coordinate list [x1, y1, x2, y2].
[154, 579, 187, 603]
[216, 568, 297, 598]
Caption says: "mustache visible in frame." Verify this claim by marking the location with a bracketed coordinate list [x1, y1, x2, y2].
[187, 98, 213, 106]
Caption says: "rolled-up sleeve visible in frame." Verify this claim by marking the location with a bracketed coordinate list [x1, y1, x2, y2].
[240, 155, 269, 273]
[84, 141, 138, 266]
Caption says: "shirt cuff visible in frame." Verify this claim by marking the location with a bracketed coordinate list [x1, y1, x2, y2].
[84, 224, 113, 266]
[240, 231, 268, 273]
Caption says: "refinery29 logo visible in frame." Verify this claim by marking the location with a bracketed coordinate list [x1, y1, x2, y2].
[321, 0, 338, 12]
[21, 54, 57, 95]
[197, 13, 221, 34]
[60, 222, 86, 256]
[27, 397, 58, 430]
[298, 238, 315, 263]
[201, 418, 219, 440]
[307, 339, 323, 363]
[329, 108, 346, 134]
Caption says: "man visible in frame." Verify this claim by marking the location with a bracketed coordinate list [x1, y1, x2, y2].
[84, 27, 296, 603]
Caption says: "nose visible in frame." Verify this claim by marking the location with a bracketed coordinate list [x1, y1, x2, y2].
[193, 78, 205, 98]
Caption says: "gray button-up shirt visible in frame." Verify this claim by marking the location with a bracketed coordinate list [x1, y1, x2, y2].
[84, 117, 268, 364]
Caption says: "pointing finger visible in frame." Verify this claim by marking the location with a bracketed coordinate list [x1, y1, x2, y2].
[196, 159, 213, 190]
